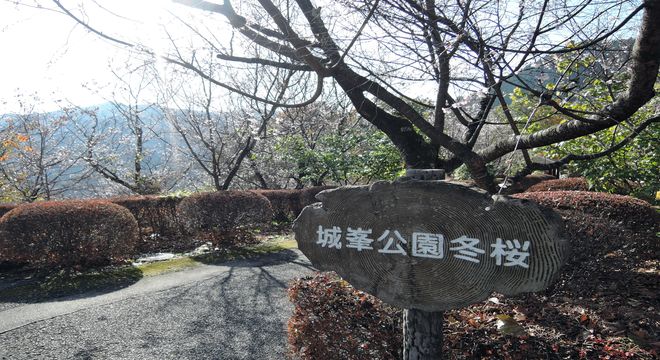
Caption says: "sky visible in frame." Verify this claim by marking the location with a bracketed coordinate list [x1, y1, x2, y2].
[0, 0, 440, 114]
[0, 0, 643, 114]
[0, 0, 197, 113]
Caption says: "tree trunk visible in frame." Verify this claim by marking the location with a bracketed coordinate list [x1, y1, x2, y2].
[335, 74, 438, 170]
[402, 168, 445, 360]
[249, 159, 269, 189]
[222, 137, 256, 190]
[403, 309, 444, 360]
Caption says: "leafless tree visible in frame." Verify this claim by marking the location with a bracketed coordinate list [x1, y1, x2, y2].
[0, 99, 91, 202]
[45, 0, 659, 193]
[74, 57, 181, 195]
[157, 55, 295, 190]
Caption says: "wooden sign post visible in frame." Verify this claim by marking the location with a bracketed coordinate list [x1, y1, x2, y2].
[402, 169, 446, 359]
[293, 173, 569, 359]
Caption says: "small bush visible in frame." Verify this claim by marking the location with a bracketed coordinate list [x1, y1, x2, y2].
[287, 272, 402, 360]
[514, 191, 659, 233]
[0, 200, 139, 268]
[177, 191, 273, 242]
[110, 195, 188, 252]
[525, 177, 590, 192]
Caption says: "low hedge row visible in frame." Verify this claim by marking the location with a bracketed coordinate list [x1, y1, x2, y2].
[525, 177, 590, 192]
[177, 191, 273, 244]
[109, 195, 187, 253]
[250, 189, 301, 222]
[0, 200, 139, 269]
[251, 186, 334, 222]
[0, 187, 330, 269]
[514, 190, 659, 233]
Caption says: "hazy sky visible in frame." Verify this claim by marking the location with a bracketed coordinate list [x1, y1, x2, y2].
[0, 0, 443, 114]
[0, 0, 642, 114]
[0, 0, 188, 113]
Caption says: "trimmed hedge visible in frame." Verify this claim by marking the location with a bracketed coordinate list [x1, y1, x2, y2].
[288, 272, 402, 360]
[110, 195, 188, 252]
[250, 189, 302, 222]
[525, 177, 590, 192]
[251, 186, 334, 222]
[0, 187, 333, 264]
[514, 191, 658, 233]
[0, 200, 139, 268]
[177, 191, 273, 241]
[0, 204, 17, 219]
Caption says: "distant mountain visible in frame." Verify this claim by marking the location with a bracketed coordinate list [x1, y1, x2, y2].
[500, 38, 634, 102]
[0, 102, 229, 199]
[500, 66, 560, 102]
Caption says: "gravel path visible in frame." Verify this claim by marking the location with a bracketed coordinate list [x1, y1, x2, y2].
[0, 250, 313, 360]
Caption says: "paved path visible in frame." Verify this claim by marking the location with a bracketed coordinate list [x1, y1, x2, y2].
[0, 250, 314, 360]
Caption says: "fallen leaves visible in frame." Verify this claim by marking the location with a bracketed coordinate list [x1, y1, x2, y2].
[287, 195, 659, 359]
[495, 315, 526, 337]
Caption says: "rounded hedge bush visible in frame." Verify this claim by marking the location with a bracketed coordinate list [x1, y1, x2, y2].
[177, 191, 273, 236]
[250, 189, 301, 222]
[251, 186, 333, 222]
[0, 203, 17, 219]
[513, 191, 658, 232]
[525, 177, 590, 192]
[110, 195, 188, 252]
[0, 200, 139, 268]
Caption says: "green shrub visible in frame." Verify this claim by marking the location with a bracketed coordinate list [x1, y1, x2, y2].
[0, 200, 139, 268]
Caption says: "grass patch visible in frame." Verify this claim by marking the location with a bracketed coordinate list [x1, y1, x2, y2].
[137, 257, 200, 276]
[192, 232, 297, 264]
[0, 266, 143, 303]
[252, 233, 298, 252]
[139, 233, 298, 271]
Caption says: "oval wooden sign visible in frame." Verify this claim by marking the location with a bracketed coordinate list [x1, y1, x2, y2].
[293, 181, 570, 311]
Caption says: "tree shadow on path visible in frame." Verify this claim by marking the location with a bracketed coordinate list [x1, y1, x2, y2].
[0, 265, 143, 306]
[134, 249, 314, 359]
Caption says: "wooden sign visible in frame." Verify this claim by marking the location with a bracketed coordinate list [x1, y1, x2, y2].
[293, 180, 569, 311]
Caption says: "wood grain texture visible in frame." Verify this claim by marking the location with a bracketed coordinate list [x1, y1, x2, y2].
[293, 180, 570, 311]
